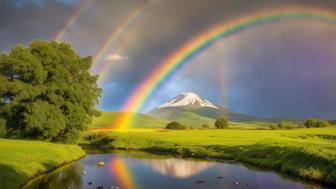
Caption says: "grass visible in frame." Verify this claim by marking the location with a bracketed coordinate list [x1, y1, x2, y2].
[81, 127, 336, 186]
[0, 139, 85, 189]
[91, 111, 269, 129]
[91, 112, 169, 128]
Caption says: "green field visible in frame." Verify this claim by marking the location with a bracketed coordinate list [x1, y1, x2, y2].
[0, 139, 85, 189]
[91, 112, 170, 128]
[91, 111, 270, 129]
[81, 127, 336, 186]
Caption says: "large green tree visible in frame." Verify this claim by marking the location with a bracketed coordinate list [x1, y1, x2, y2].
[0, 40, 101, 143]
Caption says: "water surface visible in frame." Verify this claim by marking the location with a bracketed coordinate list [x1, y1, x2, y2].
[24, 151, 330, 189]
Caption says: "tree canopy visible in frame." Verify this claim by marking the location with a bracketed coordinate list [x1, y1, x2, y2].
[214, 117, 229, 129]
[0, 40, 101, 143]
[165, 121, 186, 130]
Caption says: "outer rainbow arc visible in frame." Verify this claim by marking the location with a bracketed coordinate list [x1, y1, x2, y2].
[92, 3, 147, 70]
[54, 0, 91, 41]
[109, 7, 336, 130]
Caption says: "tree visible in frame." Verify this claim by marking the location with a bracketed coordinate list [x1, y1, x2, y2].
[304, 118, 318, 128]
[0, 40, 101, 143]
[0, 119, 6, 137]
[165, 121, 186, 130]
[214, 117, 229, 129]
[304, 118, 331, 128]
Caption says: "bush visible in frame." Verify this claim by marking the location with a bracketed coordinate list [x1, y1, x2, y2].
[165, 121, 186, 130]
[201, 124, 211, 129]
[277, 121, 298, 129]
[214, 117, 229, 129]
[304, 118, 331, 128]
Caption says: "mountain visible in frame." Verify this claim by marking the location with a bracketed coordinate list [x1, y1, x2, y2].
[149, 92, 261, 123]
[158, 92, 218, 109]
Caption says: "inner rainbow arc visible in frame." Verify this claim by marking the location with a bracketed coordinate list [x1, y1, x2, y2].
[108, 7, 336, 130]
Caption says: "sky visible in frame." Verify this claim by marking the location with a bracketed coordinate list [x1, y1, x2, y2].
[1, 0, 336, 119]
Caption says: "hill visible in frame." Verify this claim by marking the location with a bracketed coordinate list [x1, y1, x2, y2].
[91, 112, 170, 129]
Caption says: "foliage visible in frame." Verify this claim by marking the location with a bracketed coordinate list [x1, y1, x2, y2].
[165, 121, 186, 130]
[269, 121, 302, 130]
[304, 118, 331, 128]
[0, 119, 6, 137]
[201, 124, 211, 129]
[0, 40, 101, 143]
[0, 139, 85, 189]
[214, 117, 229, 129]
[81, 127, 336, 186]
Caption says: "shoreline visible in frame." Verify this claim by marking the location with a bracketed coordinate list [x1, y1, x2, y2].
[79, 128, 336, 187]
[0, 139, 86, 189]
[81, 144, 334, 187]
[20, 154, 86, 189]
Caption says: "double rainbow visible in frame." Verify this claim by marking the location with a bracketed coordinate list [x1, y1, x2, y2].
[112, 7, 336, 130]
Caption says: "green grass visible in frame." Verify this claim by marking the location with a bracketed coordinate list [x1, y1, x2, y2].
[91, 111, 269, 129]
[81, 127, 336, 186]
[91, 112, 170, 128]
[0, 139, 85, 189]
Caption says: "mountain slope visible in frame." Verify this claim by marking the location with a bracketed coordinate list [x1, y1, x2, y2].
[91, 112, 170, 129]
[149, 92, 261, 122]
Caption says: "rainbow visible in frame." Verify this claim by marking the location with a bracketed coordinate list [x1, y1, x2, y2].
[93, 4, 147, 70]
[109, 7, 336, 130]
[109, 156, 136, 189]
[54, 0, 91, 41]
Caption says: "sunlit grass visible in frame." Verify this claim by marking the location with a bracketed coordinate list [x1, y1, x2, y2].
[0, 139, 85, 189]
[81, 127, 336, 186]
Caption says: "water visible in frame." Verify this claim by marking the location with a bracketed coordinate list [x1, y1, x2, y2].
[24, 151, 330, 189]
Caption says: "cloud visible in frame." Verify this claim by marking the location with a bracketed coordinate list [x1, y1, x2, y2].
[105, 53, 126, 61]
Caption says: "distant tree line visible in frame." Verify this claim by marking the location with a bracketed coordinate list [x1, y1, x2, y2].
[270, 118, 331, 130]
[0, 40, 101, 143]
[165, 117, 229, 130]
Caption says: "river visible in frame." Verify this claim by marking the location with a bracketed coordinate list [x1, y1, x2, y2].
[23, 151, 330, 189]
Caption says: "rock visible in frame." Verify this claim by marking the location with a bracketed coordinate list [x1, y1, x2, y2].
[82, 171, 87, 175]
[97, 161, 105, 166]
[216, 176, 224, 179]
[88, 182, 92, 185]
[109, 186, 120, 189]
[96, 186, 104, 189]
[195, 180, 206, 184]
[234, 181, 239, 185]
[246, 182, 252, 186]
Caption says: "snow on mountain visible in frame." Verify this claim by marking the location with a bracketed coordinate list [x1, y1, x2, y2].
[158, 92, 218, 109]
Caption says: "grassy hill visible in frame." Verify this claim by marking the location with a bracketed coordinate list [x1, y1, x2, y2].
[149, 106, 263, 122]
[0, 139, 85, 189]
[91, 111, 270, 129]
[91, 112, 170, 129]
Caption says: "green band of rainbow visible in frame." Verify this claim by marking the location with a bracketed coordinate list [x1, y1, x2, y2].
[112, 7, 336, 130]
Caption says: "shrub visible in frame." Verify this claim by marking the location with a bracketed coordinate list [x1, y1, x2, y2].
[214, 117, 229, 129]
[165, 121, 186, 130]
[269, 124, 278, 130]
[277, 121, 298, 129]
[304, 118, 331, 128]
[201, 124, 211, 129]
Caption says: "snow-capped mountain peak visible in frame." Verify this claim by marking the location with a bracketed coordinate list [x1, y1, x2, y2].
[158, 92, 218, 109]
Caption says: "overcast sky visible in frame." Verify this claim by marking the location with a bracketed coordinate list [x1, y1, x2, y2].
[1, 0, 336, 119]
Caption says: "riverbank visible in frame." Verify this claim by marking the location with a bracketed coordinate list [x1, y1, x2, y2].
[80, 127, 336, 186]
[0, 139, 85, 189]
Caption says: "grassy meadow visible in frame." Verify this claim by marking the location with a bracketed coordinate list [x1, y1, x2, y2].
[91, 112, 270, 129]
[0, 139, 85, 189]
[81, 127, 336, 186]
